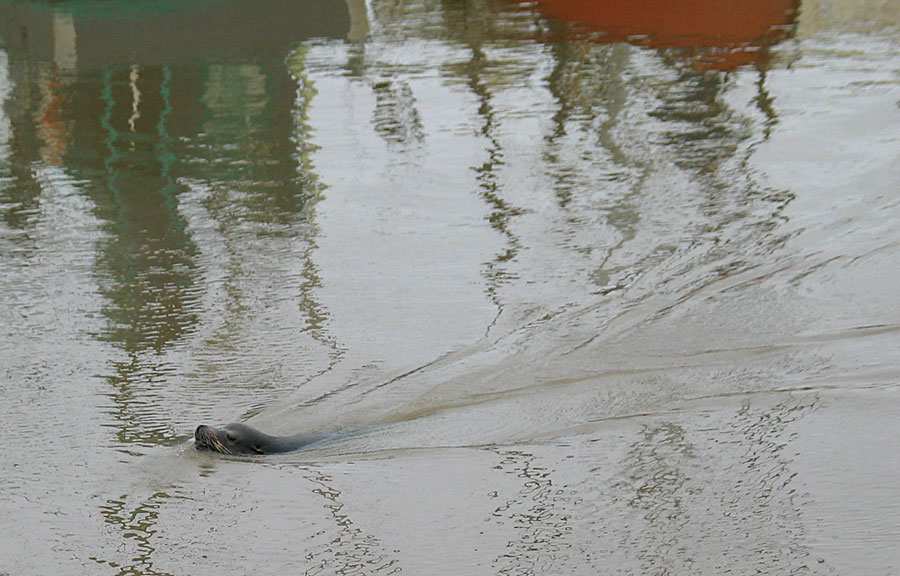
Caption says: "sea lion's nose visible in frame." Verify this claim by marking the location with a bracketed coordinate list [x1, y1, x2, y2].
[195, 425, 209, 438]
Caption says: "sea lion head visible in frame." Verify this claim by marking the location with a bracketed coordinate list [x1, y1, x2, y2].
[194, 423, 265, 455]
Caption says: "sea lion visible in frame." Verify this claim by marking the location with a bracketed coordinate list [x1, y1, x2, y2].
[194, 423, 329, 455]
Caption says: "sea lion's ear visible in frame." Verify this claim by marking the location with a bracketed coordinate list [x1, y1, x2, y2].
[252, 445, 264, 454]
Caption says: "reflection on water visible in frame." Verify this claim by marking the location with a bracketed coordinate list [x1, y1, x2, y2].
[591, 394, 824, 574]
[304, 467, 401, 575]
[506, 0, 798, 71]
[448, 6, 524, 313]
[86, 65, 200, 354]
[93, 491, 173, 576]
[1, 0, 899, 574]
[488, 449, 574, 575]
[0, 0, 349, 445]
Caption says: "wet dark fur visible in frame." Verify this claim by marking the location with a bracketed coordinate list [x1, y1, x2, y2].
[195, 423, 328, 455]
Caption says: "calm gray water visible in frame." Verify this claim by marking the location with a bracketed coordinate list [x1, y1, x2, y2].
[1, 0, 899, 574]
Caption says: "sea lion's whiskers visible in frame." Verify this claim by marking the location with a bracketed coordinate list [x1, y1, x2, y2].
[208, 436, 228, 454]
[196, 426, 231, 454]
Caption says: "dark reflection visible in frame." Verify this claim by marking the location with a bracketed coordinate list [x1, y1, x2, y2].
[286, 48, 341, 355]
[488, 449, 576, 574]
[92, 491, 173, 576]
[614, 422, 695, 574]
[535, 30, 795, 298]
[539, 40, 648, 296]
[646, 66, 796, 263]
[371, 78, 425, 148]
[303, 468, 400, 575]
[0, 56, 51, 232]
[650, 71, 739, 172]
[0, 1, 350, 444]
[614, 396, 819, 573]
[184, 58, 319, 229]
[440, 1, 524, 328]
[74, 65, 202, 353]
[0, 0, 350, 68]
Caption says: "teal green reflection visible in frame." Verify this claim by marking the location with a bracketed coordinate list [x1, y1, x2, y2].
[11, 0, 215, 18]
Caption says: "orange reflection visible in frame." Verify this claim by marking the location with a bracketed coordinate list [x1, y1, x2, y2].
[38, 74, 71, 166]
[511, 0, 798, 70]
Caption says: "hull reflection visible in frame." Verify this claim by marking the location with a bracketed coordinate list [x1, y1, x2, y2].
[0, 0, 350, 69]
[512, 0, 798, 70]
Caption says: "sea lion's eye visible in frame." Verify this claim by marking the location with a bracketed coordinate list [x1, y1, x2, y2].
[226, 432, 236, 442]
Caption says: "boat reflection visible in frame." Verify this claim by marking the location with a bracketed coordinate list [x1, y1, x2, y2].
[0, 0, 351, 69]
[510, 0, 799, 71]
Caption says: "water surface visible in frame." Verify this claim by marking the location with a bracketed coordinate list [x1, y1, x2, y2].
[1, 0, 899, 574]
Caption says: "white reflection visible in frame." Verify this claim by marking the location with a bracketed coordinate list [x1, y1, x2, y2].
[128, 65, 141, 133]
[52, 11, 77, 72]
[0, 49, 10, 167]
